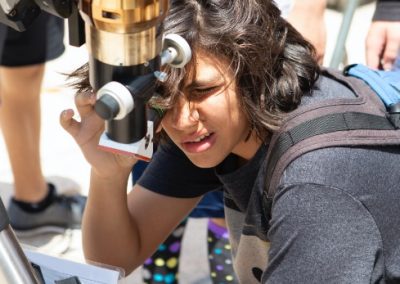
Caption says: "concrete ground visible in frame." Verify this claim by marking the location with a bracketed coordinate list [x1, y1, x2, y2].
[0, 2, 376, 283]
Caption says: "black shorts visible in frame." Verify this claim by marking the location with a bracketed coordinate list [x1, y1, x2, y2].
[0, 12, 65, 67]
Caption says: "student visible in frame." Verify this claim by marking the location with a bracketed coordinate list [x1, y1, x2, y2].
[133, 1, 327, 282]
[61, 0, 400, 282]
[0, 13, 86, 233]
[366, 0, 400, 70]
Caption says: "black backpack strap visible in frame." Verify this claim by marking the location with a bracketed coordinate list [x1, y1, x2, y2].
[265, 112, 395, 197]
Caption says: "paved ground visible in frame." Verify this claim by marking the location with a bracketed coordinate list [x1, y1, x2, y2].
[0, 2, 375, 283]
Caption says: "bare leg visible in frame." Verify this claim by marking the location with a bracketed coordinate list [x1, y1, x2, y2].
[0, 64, 47, 202]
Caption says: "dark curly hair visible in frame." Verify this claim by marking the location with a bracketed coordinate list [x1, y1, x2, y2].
[152, 0, 319, 140]
[69, 0, 320, 141]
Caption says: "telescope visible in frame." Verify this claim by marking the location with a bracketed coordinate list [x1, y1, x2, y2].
[0, 0, 191, 160]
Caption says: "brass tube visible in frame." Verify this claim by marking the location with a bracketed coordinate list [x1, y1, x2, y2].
[81, 0, 168, 66]
[86, 0, 168, 33]
[85, 24, 162, 66]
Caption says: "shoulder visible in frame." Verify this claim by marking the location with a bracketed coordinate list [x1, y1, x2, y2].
[301, 71, 356, 106]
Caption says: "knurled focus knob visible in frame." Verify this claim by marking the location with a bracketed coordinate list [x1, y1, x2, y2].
[95, 81, 135, 120]
[95, 94, 120, 120]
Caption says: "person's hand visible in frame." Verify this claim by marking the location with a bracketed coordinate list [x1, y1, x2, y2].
[60, 91, 137, 178]
[366, 21, 400, 70]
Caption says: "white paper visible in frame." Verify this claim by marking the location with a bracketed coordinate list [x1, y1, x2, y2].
[24, 250, 120, 284]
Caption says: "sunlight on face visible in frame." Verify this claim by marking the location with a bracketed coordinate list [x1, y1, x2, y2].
[161, 52, 259, 168]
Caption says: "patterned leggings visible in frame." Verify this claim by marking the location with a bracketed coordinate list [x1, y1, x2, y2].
[142, 219, 238, 284]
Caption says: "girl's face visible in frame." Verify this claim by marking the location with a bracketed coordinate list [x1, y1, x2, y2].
[161, 52, 261, 168]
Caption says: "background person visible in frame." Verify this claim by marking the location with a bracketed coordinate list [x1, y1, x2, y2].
[0, 13, 86, 234]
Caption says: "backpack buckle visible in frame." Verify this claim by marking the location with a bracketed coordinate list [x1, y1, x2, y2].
[388, 102, 400, 129]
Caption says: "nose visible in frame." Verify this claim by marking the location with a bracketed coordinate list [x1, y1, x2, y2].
[170, 99, 199, 131]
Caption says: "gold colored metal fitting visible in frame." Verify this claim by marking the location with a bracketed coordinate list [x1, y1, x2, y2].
[90, 0, 169, 34]
[85, 24, 162, 66]
[81, 0, 169, 66]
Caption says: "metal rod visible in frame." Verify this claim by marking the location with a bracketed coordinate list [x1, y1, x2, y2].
[0, 198, 40, 284]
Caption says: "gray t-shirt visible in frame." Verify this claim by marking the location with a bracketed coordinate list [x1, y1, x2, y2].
[138, 75, 400, 283]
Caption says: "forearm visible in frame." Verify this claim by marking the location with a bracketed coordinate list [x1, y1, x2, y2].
[82, 168, 141, 273]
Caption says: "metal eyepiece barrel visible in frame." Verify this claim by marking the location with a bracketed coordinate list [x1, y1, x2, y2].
[79, 0, 168, 144]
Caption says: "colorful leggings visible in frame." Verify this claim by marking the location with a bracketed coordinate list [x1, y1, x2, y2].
[207, 219, 237, 283]
[142, 219, 238, 284]
[142, 220, 187, 283]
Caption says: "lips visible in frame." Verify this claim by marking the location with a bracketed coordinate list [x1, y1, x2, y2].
[181, 132, 215, 153]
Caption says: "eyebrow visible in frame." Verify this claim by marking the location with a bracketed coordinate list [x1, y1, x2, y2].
[185, 76, 223, 89]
